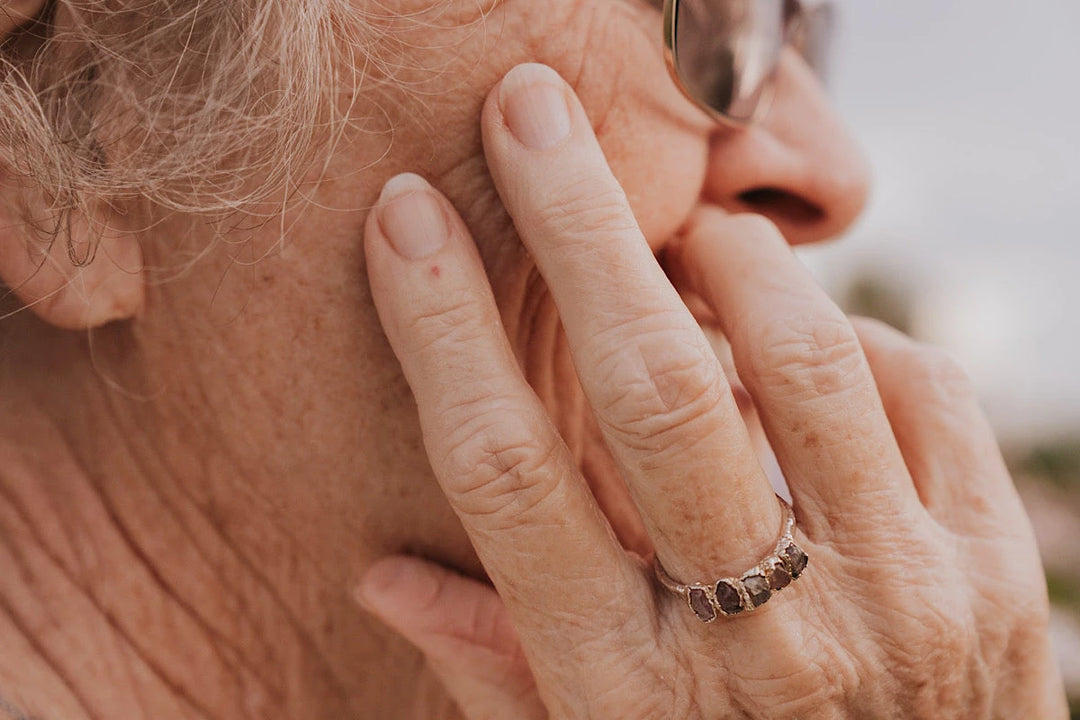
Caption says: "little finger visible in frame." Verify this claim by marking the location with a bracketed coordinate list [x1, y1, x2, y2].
[851, 317, 1023, 531]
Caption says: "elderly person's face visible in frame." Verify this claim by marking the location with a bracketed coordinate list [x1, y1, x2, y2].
[2, 0, 867, 529]
[0, 0, 869, 715]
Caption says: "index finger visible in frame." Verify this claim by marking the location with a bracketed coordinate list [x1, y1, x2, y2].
[364, 174, 648, 657]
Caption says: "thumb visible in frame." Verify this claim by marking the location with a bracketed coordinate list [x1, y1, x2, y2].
[355, 556, 547, 720]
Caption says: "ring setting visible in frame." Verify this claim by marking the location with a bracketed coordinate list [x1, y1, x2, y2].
[654, 497, 807, 622]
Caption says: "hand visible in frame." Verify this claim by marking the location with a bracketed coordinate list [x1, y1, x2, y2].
[357, 63, 1068, 719]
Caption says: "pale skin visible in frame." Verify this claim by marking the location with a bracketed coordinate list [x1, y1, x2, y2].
[0, 1, 1067, 719]
[357, 62, 1068, 718]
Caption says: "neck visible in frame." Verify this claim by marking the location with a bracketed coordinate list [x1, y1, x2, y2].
[0, 307, 463, 719]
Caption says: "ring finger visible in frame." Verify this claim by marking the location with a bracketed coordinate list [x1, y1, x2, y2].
[669, 206, 926, 539]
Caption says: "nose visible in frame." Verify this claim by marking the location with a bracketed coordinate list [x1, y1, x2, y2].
[701, 49, 871, 245]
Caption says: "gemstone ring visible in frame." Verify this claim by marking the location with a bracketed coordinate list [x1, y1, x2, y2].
[653, 496, 808, 622]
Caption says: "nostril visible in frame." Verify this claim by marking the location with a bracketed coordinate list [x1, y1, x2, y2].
[737, 188, 825, 226]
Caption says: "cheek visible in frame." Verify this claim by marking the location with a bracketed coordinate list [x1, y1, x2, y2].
[538, 5, 711, 250]
[387, 0, 711, 260]
[602, 116, 708, 250]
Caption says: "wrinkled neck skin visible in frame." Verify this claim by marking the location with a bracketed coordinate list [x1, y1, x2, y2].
[0, 230, 478, 719]
[0, 63, 541, 719]
[0, 98, 593, 716]
[0, 6, 530, 715]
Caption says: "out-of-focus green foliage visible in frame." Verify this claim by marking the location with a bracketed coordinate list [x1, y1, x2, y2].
[1019, 440, 1080, 490]
[841, 272, 914, 334]
[1048, 571, 1080, 610]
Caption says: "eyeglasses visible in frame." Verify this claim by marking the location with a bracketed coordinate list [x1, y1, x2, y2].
[663, 0, 834, 126]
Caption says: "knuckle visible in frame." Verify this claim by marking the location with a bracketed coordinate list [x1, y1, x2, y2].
[534, 174, 638, 238]
[732, 627, 860, 718]
[907, 347, 977, 406]
[591, 326, 727, 449]
[438, 410, 565, 528]
[403, 296, 489, 354]
[858, 549, 988, 713]
[894, 606, 982, 714]
[752, 315, 866, 399]
[980, 567, 1048, 630]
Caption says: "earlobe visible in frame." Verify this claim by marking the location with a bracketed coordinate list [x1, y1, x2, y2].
[0, 205, 145, 330]
[1, 0, 143, 330]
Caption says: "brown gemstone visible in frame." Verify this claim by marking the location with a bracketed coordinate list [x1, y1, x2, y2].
[714, 580, 744, 615]
[769, 562, 792, 591]
[688, 587, 716, 622]
[743, 573, 771, 608]
[785, 543, 809, 579]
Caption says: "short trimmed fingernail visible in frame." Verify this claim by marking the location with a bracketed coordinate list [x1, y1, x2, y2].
[354, 558, 422, 614]
[354, 563, 403, 612]
[499, 63, 572, 150]
[376, 173, 450, 260]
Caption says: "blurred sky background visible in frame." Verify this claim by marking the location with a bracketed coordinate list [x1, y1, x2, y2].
[798, 0, 1080, 442]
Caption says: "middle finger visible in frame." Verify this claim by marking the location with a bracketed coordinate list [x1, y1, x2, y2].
[482, 64, 781, 581]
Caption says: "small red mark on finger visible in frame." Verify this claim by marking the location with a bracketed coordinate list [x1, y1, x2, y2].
[430, 265, 441, 278]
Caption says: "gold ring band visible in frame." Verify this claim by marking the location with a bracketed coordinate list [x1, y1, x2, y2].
[654, 496, 808, 622]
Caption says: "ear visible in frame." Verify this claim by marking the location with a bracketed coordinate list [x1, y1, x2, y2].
[0, 195, 145, 330]
[1, 0, 145, 330]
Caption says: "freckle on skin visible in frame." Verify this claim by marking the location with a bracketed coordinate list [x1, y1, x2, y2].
[804, 432, 821, 448]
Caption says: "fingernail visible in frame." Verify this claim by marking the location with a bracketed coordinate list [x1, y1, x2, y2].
[352, 583, 375, 612]
[354, 558, 431, 617]
[499, 63, 572, 150]
[376, 173, 450, 260]
[353, 559, 407, 613]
